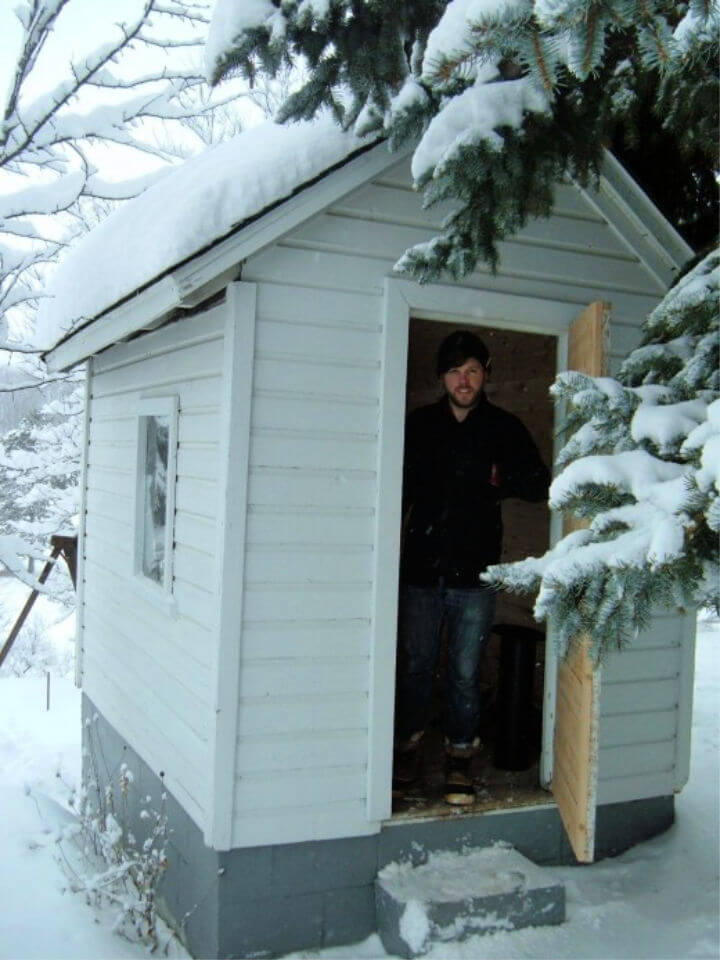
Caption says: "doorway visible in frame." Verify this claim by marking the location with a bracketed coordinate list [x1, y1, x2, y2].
[391, 317, 557, 820]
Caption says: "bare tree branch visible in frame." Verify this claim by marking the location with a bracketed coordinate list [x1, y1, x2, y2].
[0, 0, 223, 344]
[0, 370, 71, 388]
[0, 1, 259, 584]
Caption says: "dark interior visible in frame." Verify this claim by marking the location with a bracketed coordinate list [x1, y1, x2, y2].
[392, 317, 557, 819]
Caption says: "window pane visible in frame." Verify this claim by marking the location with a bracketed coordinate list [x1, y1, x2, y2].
[142, 415, 169, 583]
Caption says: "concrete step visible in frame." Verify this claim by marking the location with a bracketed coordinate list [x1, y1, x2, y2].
[375, 842, 565, 958]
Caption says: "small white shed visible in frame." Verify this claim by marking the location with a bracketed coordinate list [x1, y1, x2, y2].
[42, 117, 697, 958]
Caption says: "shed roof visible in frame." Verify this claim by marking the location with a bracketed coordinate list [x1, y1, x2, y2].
[41, 117, 693, 373]
[37, 116, 372, 352]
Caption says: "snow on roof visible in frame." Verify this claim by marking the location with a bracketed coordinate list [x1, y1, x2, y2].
[36, 117, 371, 351]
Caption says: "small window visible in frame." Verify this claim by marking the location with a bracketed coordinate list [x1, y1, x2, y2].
[134, 397, 178, 595]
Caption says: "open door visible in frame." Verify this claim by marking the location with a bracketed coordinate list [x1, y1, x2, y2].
[552, 301, 610, 863]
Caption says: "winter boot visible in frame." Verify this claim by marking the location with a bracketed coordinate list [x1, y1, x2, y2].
[444, 742, 477, 806]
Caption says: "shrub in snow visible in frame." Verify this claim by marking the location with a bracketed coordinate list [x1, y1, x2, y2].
[484, 249, 720, 659]
[58, 717, 171, 950]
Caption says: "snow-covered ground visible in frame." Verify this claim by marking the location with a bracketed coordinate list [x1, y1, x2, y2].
[0, 582, 718, 960]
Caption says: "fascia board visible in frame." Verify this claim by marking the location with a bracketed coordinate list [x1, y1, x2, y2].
[44, 275, 183, 373]
[582, 151, 694, 291]
[44, 140, 409, 372]
[171, 138, 411, 301]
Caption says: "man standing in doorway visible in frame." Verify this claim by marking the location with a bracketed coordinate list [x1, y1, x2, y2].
[394, 329, 550, 805]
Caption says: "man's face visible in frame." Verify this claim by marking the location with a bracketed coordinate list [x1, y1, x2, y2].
[443, 357, 486, 411]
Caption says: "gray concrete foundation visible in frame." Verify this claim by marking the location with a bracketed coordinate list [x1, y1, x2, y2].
[83, 696, 675, 959]
[376, 846, 565, 957]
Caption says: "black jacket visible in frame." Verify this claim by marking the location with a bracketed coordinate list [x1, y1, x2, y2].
[401, 395, 550, 588]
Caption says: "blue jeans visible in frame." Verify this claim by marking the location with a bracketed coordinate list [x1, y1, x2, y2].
[396, 584, 496, 747]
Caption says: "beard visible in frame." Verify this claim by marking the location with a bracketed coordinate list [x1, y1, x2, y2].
[448, 386, 481, 409]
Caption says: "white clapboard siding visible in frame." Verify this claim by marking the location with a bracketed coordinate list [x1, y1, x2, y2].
[244, 544, 373, 584]
[243, 582, 373, 623]
[90, 375, 223, 419]
[339, 159, 668, 358]
[247, 505, 375, 547]
[247, 466, 376, 510]
[288, 216, 656, 296]
[252, 391, 379, 435]
[173, 544, 217, 595]
[240, 619, 371, 660]
[230, 152, 688, 846]
[597, 609, 695, 804]
[83, 606, 211, 739]
[248, 244, 662, 323]
[255, 315, 382, 362]
[82, 648, 206, 824]
[237, 692, 369, 737]
[85, 462, 133, 498]
[237, 657, 370, 699]
[250, 429, 378, 472]
[82, 573, 213, 683]
[233, 766, 367, 814]
[90, 416, 136, 444]
[81, 302, 226, 834]
[337, 181, 612, 244]
[174, 478, 219, 522]
[235, 729, 368, 775]
[91, 339, 224, 399]
[221, 275, 382, 846]
[233, 801, 377, 846]
[174, 512, 217, 555]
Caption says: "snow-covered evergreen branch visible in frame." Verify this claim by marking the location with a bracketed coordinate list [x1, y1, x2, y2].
[484, 250, 720, 659]
[206, 0, 718, 282]
[205, 0, 719, 658]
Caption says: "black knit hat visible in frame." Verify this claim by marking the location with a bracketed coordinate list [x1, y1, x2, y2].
[436, 330, 490, 376]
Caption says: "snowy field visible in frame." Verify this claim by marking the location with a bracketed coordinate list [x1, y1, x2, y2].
[0, 579, 717, 960]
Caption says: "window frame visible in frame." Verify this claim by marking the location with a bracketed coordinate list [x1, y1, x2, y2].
[133, 395, 179, 598]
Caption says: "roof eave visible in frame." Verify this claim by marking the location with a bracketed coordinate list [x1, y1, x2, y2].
[44, 141, 693, 373]
[44, 137, 408, 372]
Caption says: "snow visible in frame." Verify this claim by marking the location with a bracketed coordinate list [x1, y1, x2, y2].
[646, 248, 719, 338]
[631, 398, 707, 452]
[526, 513, 686, 609]
[399, 900, 431, 956]
[532, 446, 698, 579]
[699, 434, 720, 494]
[389, 78, 427, 115]
[693, 399, 720, 494]
[549, 449, 688, 508]
[296, 0, 332, 27]
[379, 844, 551, 901]
[674, 3, 720, 52]
[411, 75, 549, 182]
[35, 117, 371, 351]
[0, 603, 718, 959]
[422, 0, 527, 83]
[205, 0, 286, 81]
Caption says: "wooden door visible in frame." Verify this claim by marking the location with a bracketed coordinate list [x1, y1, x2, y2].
[552, 301, 610, 863]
